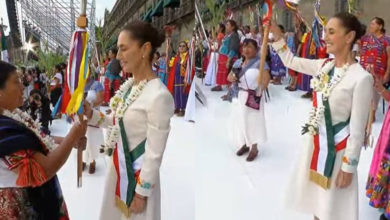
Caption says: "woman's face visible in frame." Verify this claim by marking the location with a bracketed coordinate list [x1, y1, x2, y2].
[226, 22, 233, 33]
[242, 42, 257, 60]
[324, 17, 355, 55]
[117, 31, 151, 73]
[368, 19, 382, 34]
[178, 42, 188, 54]
[0, 72, 24, 111]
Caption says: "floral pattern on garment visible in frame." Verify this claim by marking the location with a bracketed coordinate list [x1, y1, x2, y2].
[0, 188, 37, 220]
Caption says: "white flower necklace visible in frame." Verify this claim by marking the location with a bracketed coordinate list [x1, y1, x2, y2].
[303, 60, 350, 135]
[102, 78, 148, 155]
[1, 108, 57, 151]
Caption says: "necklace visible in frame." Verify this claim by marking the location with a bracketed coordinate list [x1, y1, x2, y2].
[2, 108, 57, 151]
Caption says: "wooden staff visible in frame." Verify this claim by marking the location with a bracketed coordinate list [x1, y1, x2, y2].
[257, 0, 273, 90]
[75, 0, 88, 188]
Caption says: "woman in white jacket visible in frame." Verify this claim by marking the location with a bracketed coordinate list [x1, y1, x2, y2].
[270, 13, 372, 220]
[85, 21, 174, 220]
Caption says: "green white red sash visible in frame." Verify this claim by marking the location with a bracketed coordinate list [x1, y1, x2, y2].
[309, 91, 350, 189]
[112, 87, 146, 216]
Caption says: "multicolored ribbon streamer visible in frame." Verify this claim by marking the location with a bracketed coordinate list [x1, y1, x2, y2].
[261, 0, 273, 24]
[61, 30, 90, 115]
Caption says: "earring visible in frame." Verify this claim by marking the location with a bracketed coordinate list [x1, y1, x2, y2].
[142, 55, 145, 59]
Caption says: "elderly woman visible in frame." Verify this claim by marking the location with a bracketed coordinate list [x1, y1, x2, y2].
[228, 38, 270, 161]
[270, 12, 372, 220]
[0, 61, 87, 219]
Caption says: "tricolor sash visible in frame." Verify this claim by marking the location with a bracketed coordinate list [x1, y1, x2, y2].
[112, 87, 146, 217]
[309, 91, 350, 190]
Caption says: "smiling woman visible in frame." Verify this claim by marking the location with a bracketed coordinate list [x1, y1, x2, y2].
[84, 21, 174, 220]
[269, 12, 372, 220]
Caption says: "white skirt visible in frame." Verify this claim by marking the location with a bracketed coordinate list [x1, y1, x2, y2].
[99, 161, 161, 220]
[204, 52, 218, 86]
[285, 134, 358, 220]
[229, 91, 267, 148]
[84, 126, 104, 163]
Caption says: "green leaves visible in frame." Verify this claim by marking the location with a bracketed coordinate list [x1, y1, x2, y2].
[35, 42, 66, 78]
[204, 0, 227, 38]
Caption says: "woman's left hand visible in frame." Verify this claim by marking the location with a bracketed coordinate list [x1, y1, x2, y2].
[129, 193, 147, 214]
[335, 170, 353, 188]
[74, 136, 87, 151]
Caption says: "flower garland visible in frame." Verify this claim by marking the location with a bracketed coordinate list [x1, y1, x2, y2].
[2, 108, 57, 151]
[302, 60, 350, 135]
[102, 78, 148, 156]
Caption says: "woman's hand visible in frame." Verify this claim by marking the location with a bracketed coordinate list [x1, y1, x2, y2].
[83, 101, 93, 120]
[68, 119, 88, 142]
[74, 136, 87, 151]
[269, 21, 283, 42]
[335, 170, 353, 188]
[227, 72, 237, 83]
[129, 193, 147, 214]
[373, 74, 386, 93]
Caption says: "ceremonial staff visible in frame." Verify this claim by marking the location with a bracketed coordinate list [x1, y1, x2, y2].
[62, 0, 91, 187]
[257, 0, 273, 90]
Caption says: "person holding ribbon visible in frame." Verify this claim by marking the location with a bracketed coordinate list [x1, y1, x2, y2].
[84, 21, 174, 220]
[0, 61, 87, 219]
[270, 12, 372, 220]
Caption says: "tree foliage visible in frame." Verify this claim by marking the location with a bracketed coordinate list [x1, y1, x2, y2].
[35, 41, 66, 78]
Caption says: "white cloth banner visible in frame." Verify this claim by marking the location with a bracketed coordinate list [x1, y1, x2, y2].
[1, 50, 9, 62]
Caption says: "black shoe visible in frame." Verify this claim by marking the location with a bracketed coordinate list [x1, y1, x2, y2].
[236, 145, 250, 156]
[380, 214, 389, 220]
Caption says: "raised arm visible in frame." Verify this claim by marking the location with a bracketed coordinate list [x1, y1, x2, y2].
[269, 23, 325, 76]
[271, 39, 326, 76]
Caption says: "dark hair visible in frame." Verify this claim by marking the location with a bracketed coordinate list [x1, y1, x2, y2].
[227, 20, 238, 33]
[332, 12, 365, 45]
[110, 47, 118, 55]
[121, 20, 165, 61]
[55, 64, 62, 72]
[373, 17, 386, 34]
[0, 61, 17, 89]
[218, 23, 226, 34]
[278, 24, 285, 33]
[243, 38, 259, 51]
[179, 41, 188, 50]
[155, 51, 160, 58]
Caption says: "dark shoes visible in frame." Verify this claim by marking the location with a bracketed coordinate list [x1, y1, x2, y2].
[83, 161, 96, 174]
[246, 148, 259, 162]
[176, 109, 185, 117]
[236, 145, 259, 161]
[301, 92, 312, 99]
[380, 214, 389, 220]
[236, 145, 250, 156]
[211, 85, 222, 91]
[89, 161, 96, 174]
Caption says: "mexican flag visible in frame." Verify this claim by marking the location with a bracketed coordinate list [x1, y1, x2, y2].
[0, 25, 8, 62]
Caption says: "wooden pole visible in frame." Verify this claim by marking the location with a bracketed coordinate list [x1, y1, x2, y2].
[76, 0, 88, 188]
[257, 0, 273, 90]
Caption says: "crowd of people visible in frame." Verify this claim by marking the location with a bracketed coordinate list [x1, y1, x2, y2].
[1, 6, 390, 220]
[200, 11, 390, 220]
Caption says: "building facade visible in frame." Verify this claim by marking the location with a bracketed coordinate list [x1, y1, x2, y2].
[102, 0, 390, 54]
